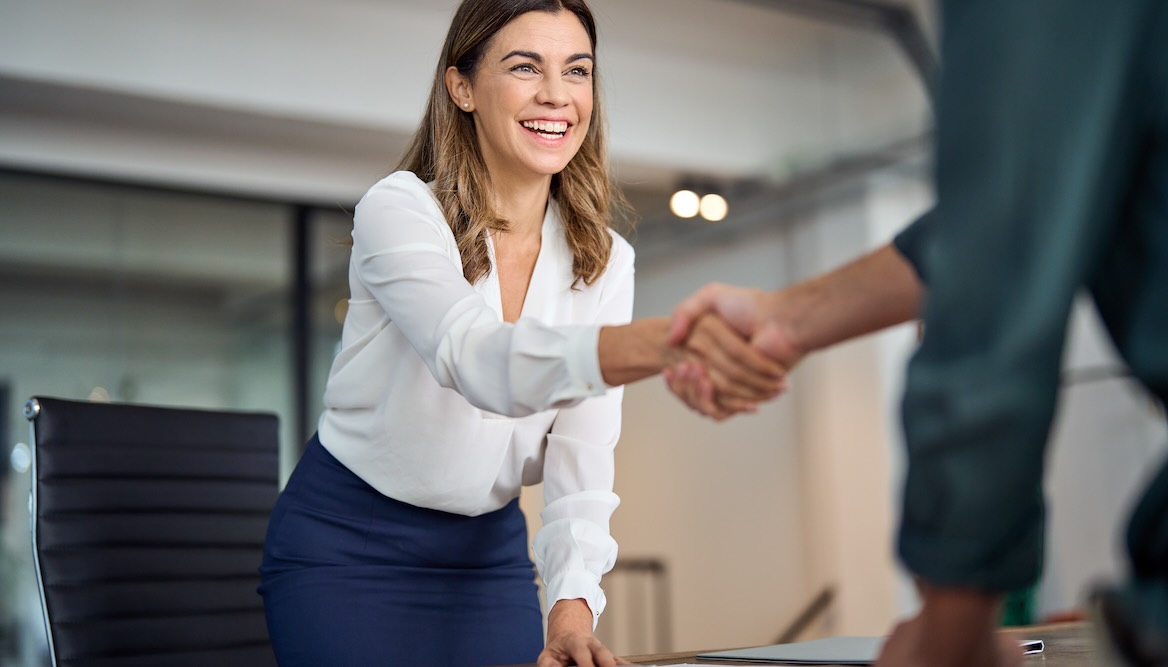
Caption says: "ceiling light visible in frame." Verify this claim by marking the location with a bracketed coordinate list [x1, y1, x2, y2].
[699, 193, 728, 222]
[670, 189, 700, 218]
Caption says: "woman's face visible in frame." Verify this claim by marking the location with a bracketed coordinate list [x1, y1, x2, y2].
[454, 11, 594, 187]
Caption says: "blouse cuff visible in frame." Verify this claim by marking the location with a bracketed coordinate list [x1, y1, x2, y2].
[565, 324, 609, 393]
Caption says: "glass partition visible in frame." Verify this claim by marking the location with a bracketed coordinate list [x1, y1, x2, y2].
[0, 171, 352, 664]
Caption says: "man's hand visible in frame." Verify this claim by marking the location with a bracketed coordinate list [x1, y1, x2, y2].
[665, 285, 802, 419]
[538, 599, 629, 667]
[664, 312, 788, 420]
[669, 283, 803, 366]
[875, 585, 1023, 667]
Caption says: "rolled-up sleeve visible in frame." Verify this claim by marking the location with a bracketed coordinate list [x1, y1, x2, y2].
[532, 239, 633, 627]
[351, 172, 607, 417]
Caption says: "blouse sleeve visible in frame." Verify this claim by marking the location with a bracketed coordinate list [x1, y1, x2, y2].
[350, 172, 608, 417]
[532, 237, 634, 628]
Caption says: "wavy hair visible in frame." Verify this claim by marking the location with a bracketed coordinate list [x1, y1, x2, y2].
[396, 0, 630, 287]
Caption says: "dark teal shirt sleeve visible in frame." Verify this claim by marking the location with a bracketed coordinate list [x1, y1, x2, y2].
[891, 209, 936, 285]
[897, 0, 1165, 591]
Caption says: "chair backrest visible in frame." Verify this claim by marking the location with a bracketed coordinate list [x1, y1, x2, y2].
[25, 396, 280, 667]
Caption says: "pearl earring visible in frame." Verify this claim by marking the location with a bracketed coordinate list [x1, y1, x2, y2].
[463, 102, 470, 109]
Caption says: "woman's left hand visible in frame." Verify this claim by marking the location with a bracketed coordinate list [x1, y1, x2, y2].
[538, 632, 628, 667]
[538, 599, 629, 667]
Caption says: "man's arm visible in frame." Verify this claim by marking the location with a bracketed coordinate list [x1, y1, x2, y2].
[666, 241, 925, 417]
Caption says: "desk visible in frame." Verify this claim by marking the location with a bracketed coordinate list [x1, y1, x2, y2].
[498, 622, 1098, 666]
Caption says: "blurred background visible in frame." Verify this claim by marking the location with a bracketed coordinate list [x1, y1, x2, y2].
[1, 0, 1164, 664]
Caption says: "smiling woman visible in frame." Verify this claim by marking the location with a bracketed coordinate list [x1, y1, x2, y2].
[256, 1, 785, 667]
[447, 12, 594, 189]
[405, 0, 615, 292]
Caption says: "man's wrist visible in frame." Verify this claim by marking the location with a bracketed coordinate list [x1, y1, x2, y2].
[916, 585, 1006, 667]
[760, 288, 812, 361]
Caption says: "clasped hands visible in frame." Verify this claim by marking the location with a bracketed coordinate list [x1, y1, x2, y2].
[662, 283, 801, 420]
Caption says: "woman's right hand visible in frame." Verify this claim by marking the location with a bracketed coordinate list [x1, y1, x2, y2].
[664, 312, 788, 420]
[597, 315, 786, 419]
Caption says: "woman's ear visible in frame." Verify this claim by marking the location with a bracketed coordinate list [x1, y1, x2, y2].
[445, 66, 474, 112]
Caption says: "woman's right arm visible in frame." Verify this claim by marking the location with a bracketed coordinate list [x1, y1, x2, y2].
[354, 173, 782, 417]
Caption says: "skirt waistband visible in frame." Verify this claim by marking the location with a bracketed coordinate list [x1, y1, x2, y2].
[270, 433, 531, 571]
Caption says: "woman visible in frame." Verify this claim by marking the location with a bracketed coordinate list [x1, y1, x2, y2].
[259, 1, 784, 666]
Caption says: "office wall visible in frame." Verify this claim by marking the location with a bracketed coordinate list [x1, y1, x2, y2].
[614, 221, 807, 652]
[790, 172, 930, 637]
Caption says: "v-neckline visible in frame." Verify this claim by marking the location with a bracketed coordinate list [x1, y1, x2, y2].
[485, 205, 553, 323]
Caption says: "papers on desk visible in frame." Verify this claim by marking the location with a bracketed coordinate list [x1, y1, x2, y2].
[696, 636, 1044, 664]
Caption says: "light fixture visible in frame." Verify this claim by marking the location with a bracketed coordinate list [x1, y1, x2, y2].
[699, 193, 728, 222]
[669, 189, 700, 218]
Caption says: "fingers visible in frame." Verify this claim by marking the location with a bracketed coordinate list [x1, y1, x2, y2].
[538, 633, 620, 667]
[665, 362, 761, 421]
[574, 637, 618, 667]
[673, 362, 728, 419]
[686, 314, 786, 400]
[669, 283, 724, 345]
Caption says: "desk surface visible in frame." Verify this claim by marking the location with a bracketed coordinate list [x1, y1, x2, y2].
[499, 622, 1099, 666]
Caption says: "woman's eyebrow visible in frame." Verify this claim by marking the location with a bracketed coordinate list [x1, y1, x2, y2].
[501, 50, 594, 63]
[501, 50, 542, 62]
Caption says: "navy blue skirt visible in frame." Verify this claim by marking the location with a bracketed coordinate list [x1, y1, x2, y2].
[259, 434, 543, 667]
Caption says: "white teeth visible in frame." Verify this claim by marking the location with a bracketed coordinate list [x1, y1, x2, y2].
[522, 120, 568, 134]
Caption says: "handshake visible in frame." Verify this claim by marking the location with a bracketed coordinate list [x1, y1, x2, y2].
[661, 283, 802, 420]
[599, 245, 923, 420]
[599, 282, 805, 421]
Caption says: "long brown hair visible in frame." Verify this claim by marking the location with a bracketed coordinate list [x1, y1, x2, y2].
[396, 0, 630, 287]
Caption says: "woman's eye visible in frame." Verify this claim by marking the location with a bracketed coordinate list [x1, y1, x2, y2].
[511, 63, 537, 74]
[567, 67, 591, 78]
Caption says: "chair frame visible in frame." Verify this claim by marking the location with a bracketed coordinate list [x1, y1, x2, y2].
[25, 397, 56, 666]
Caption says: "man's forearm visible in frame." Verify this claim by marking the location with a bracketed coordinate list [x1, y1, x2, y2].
[772, 243, 923, 355]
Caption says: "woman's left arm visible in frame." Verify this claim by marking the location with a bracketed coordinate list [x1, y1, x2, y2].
[534, 240, 632, 667]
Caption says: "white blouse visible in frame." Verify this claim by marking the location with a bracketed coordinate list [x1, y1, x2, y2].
[317, 170, 633, 623]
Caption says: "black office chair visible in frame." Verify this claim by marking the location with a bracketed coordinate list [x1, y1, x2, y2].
[24, 396, 280, 667]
